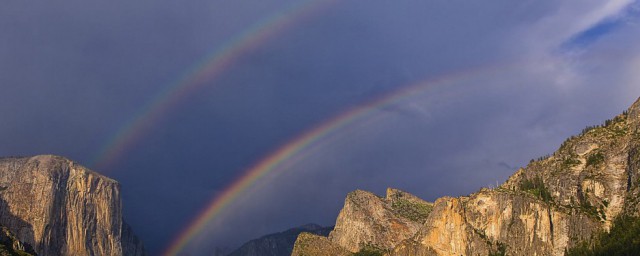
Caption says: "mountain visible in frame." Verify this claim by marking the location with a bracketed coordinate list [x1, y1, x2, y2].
[229, 224, 332, 256]
[293, 97, 640, 255]
[0, 155, 145, 256]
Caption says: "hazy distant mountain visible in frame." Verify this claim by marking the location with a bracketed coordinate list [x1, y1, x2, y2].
[0, 155, 145, 255]
[293, 97, 640, 255]
[208, 246, 232, 256]
[228, 224, 332, 256]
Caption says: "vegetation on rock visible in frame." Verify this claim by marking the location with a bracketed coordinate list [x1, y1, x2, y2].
[519, 175, 552, 202]
[0, 226, 33, 256]
[488, 242, 507, 256]
[566, 215, 640, 255]
[585, 152, 605, 168]
[291, 97, 640, 256]
[391, 198, 433, 223]
[0, 245, 32, 256]
[352, 245, 385, 256]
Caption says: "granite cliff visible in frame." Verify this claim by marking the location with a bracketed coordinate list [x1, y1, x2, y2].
[0, 155, 145, 256]
[292, 188, 433, 256]
[293, 97, 640, 255]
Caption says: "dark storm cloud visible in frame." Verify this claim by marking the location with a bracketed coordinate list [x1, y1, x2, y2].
[2, 0, 640, 254]
[182, 1, 640, 252]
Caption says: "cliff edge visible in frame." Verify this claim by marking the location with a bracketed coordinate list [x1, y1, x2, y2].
[294, 97, 640, 255]
[0, 155, 145, 256]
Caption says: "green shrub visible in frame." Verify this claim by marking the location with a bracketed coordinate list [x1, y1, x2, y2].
[353, 245, 385, 256]
[391, 199, 433, 223]
[0, 243, 33, 256]
[520, 175, 552, 202]
[489, 242, 507, 256]
[586, 153, 605, 167]
[562, 157, 581, 169]
[579, 197, 600, 219]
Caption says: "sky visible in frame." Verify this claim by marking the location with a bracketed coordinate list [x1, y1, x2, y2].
[1, 0, 640, 255]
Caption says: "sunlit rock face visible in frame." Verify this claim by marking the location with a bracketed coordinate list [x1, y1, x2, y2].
[328, 188, 433, 253]
[291, 188, 433, 255]
[293, 97, 640, 256]
[0, 155, 145, 256]
[291, 233, 351, 256]
[393, 191, 598, 256]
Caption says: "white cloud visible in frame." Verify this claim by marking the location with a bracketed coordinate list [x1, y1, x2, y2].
[568, 0, 634, 34]
[524, 0, 634, 50]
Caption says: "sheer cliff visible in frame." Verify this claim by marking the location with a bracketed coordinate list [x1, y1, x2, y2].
[0, 155, 145, 256]
[293, 97, 640, 256]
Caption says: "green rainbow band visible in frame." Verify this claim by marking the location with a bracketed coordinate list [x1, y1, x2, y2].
[90, 0, 338, 171]
[162, 61, 518, 255]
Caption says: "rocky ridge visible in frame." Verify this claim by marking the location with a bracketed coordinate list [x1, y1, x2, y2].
[292, 233, 351, 256]
[228, 224, 332, 256]
[293, 97, 640, 256]
[328, 188, 433, 253]
[0, 155, 145, 256]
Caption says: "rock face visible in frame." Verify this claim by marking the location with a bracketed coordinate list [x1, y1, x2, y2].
[291, 233, 351, 256]
[329, 188, 433, 253]
[0, 155, 145, 256]
[121, 221, 146, 256]
[392, 191, 599, 256]
[293, 97, 640, 256]
[228, 224, 332, 256]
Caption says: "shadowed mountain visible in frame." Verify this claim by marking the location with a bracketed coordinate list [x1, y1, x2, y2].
[0, 197, 36, 256]
[228, 224, 332, 256]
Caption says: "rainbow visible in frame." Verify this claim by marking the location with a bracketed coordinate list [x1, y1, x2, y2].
[162, 62, 513, 255]
[90, 0, 339, 171]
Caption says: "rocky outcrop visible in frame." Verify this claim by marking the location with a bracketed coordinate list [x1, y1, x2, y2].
[291, 233, 351, 256]
[396, 196, 492, 256]
[0, 155, 145, 256]
[399, 97, 640, 255]
[228, 224, 332, 256]
[293, 97, 640, 256]
[393, 190, 600, 256]
[121, 221, 146, 256]
[290, 188, 432, 255]
[328, 188, 433, 253]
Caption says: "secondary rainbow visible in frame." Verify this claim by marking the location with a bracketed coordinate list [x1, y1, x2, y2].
[162, 62, 515, 255]
[90, 0, 339, 171]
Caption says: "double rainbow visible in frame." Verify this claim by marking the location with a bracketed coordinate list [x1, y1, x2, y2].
[91, 0, 338, 171]
[161, 62, 512, 255]
[88, 1, 516, 255]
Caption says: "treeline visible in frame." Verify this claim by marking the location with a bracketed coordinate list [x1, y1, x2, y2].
[581, 110, 628, 135]
[565, 215, 640, 255]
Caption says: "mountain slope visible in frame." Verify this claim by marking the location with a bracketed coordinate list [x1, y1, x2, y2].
[292, 232, 351, 256]
[228, 224, 332, 256]
[293, 97, 640, 256]
[328, 188, 433, 253]
[0, 155, 145, 256]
